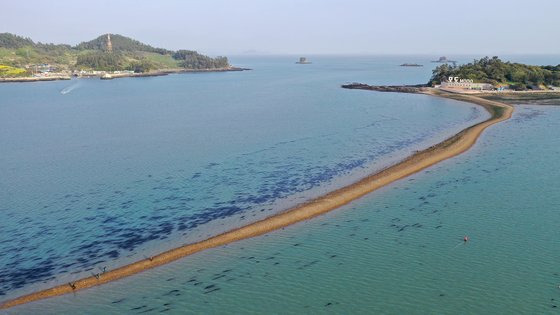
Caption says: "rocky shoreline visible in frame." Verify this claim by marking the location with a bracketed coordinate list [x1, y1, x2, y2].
[341, 82, 428, 93]
[341, 83, 560, 105]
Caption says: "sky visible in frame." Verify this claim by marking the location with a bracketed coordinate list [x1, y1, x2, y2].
[2, 0, 559, 56]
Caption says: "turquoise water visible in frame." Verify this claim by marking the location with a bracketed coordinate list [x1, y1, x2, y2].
[0, 56, 487, 301]
[2, 56, 559, 314]
[13, 104, 560, 314]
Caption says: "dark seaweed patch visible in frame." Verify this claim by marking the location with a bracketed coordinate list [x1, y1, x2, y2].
[138, 308, 157, 313]
[0, 118, 453, 295]
[204, 288, 221, 294]
[163, 289, 180, 296]
[212, 274, 226, 280]
[131, 305, 147, 310]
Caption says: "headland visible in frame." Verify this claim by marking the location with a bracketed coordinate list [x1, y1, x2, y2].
[0, 32, 249, 83]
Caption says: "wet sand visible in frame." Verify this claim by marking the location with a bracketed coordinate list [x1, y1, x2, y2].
[0, 89, 513, 310]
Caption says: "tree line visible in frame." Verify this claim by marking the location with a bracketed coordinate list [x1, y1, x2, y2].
[430, 56, 560, 90]
[173, 50, 229, 69]
[76, 52, 126, 71]
[75, 34, 172, 55]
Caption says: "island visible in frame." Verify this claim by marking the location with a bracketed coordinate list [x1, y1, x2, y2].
[296, 57, 312, 64]
[346, 57, 560, 99]
[0, 33, 248, 82]
[431, 56, 457, 63]
[400, 63, 423, 67]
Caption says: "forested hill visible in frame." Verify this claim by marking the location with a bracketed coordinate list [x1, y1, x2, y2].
[0, 33, 71, 50]
[430, 56, 560, 90]
[75, 34, 172, 55]
[0, 33, 35, 49]
[0, 33, 231, 74]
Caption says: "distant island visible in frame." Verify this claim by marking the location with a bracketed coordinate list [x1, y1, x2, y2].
[431, 56, 457, 64]
[400, 63, 423, 67]
[296, 57, 311, 64]
[0, 33, 248, 82]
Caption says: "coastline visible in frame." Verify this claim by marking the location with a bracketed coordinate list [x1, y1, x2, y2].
[478, 91, 560, 106]
[0, 87, 513, 310]
[0, 67, 250, 83]
[0, 75, 71, 83]
[99, 67, 250, 80]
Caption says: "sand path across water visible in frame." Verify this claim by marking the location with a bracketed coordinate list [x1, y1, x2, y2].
[0, 89, 513, 310]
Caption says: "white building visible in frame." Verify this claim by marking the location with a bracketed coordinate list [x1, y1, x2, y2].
[441, 77, 493, 90]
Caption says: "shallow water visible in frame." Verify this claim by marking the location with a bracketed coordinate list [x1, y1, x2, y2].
[11, 104, 560, 314]
[0, 56, 489, 300]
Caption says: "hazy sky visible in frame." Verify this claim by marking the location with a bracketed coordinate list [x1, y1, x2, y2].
[2, 0, 559, 55]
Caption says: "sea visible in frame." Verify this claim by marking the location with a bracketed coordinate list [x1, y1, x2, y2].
[1, 55, 559, 314]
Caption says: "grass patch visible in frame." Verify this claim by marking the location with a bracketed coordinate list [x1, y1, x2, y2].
[141, 52, 180, 68]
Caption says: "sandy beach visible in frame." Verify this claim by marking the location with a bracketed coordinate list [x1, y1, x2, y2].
[0, 88, 513, 310]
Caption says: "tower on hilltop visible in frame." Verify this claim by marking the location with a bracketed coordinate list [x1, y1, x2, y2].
[106, 34, 113, 53]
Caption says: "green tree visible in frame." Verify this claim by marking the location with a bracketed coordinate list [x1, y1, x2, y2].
[76, 52, 125, 71]
[429, 56, 560, 88]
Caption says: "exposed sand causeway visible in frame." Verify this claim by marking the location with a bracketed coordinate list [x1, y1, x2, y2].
[0, 88, 513, 310]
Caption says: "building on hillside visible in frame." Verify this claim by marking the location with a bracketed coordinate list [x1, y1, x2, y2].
[26, 63, 55, 74]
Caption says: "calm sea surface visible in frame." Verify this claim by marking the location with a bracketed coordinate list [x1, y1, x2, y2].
[2, 56, 559, 314]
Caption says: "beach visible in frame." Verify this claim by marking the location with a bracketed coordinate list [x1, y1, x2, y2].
[0, 88, 513, 310]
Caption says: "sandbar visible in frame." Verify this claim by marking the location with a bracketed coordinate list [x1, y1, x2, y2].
[0, 88, 513, 310]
